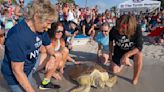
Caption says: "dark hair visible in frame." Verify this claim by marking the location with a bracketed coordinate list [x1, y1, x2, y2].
[47, 22, 63, 40]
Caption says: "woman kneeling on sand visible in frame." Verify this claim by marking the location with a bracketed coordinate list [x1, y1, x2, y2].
[109, 15, 143, 85]
[39, 22, 80, 81]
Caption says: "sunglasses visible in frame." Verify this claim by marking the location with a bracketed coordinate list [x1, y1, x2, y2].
[0, 33, 5, 37]
[102, 30, 108, 32]
[56, 30, 63, 33]
[20, 1, 24, 3]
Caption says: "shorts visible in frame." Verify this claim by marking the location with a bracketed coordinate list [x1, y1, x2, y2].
[102, 45, 109, 54]
[112, 50, 134, 66]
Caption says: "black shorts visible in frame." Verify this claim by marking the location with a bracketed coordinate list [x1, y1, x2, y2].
[112, 51, 134, 66]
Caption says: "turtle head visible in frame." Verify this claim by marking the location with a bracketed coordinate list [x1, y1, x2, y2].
[95, 77, 106, 88]
[77, 75, 91, 86]
[101, 72, 109, 81]
[105, 75, 117, 88]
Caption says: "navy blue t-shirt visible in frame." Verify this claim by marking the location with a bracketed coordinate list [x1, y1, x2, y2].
[1, 20, 50, 85]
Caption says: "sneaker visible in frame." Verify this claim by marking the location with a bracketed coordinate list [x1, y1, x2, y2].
[39, 82, 60, 90]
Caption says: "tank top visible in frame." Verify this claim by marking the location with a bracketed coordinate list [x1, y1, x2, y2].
[54, 39, 61, 51]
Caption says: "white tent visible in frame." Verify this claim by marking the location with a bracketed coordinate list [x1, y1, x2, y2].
[117, 0, 161, 15]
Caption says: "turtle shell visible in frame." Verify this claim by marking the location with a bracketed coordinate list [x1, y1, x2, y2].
[68, 63, 107, 80]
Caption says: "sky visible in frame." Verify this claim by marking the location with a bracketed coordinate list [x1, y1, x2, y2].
[24, 0, 127, 12]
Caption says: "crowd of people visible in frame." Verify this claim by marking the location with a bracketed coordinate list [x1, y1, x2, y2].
[0, 0, 164, 92]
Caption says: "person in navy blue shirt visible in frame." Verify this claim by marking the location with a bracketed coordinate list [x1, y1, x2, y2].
[1, 0, 60, 92]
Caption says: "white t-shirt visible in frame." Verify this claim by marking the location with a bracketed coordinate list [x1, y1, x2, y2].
[67, 10, 74, 21]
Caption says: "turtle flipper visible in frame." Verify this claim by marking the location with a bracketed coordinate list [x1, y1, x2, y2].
[71, 85, 91, 92]
[105, 76, 117, 87]
[71, 75, 91, 92]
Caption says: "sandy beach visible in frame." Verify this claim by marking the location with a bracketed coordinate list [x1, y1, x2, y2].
[0, 40, 164, 92]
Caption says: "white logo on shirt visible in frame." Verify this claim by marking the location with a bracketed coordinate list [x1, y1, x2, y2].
[116, 36, 134, 50]
[29, 36, 42, 60]
[29, 49, 39, 59]
[36, 37, 40, 42]
[34, 36, 42, 48]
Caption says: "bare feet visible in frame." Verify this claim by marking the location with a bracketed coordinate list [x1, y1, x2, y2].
[52, 73, 62, 80]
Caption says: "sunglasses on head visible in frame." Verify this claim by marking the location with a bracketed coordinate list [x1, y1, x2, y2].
[0, 33, 5, 37]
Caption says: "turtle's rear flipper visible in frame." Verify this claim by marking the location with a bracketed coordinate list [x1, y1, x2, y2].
[71, 86, 91, 92]
[105, 76, 117, 88]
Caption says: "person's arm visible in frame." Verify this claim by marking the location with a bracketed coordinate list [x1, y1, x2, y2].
[97, 44, 101, 56]
[0, 45, 5, 61]
[73, 27, 79, 36]
[65, 31, 73, 37]
[122, 48, 140, 58]
[88, 25, 94, 34]
[40, 32, 56, 71]
[15, 6, 23, 17]
[5, 32, 34, 91]
[44, 44, 57, 71]
[45, 44, 57, 56]
[42, 32, 56, 56]
[82, 25, 86, 36]
[121, 25, 143, 64]
[11, 62, 35, 92]
[120, 48, 140, 66]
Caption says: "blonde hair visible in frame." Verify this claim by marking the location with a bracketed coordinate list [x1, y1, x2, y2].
[117, 15, 137, 38]
[25, 0, 58, 22]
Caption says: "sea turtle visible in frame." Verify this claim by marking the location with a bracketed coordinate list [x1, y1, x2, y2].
[68, 63, 117, 92]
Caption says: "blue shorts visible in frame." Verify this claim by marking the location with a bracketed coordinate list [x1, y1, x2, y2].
[102, 45, 109, 54]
